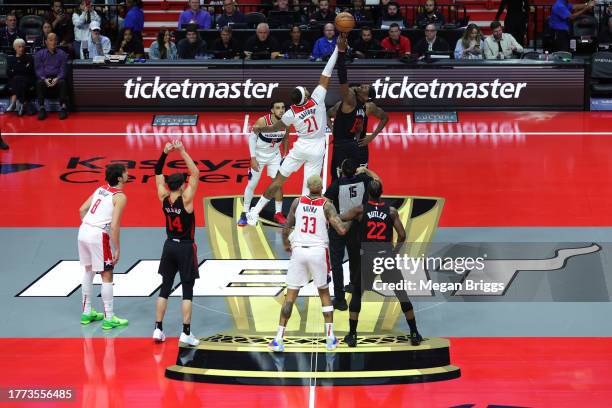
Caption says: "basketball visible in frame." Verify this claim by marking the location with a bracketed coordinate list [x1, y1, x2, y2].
[335, 12, 355, 33]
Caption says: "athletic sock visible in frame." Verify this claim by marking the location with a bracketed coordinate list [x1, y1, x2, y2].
[251, 196, 270, 215]
[155, 321, 163, 331]
[407, 318, 418, 334]
[81, 269, 95, 314]
[275, 325, 285, 342]
[101, 282, 114, 320]
[183, 324, 191, 335]
[325, 323, 335, 338]
[349, 318, 358, 335]
[275, 200, 283, 214]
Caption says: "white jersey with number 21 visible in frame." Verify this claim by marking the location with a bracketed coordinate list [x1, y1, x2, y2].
[281, 85, 327, 146]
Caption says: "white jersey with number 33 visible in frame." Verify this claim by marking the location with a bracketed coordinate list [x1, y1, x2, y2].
[281, 85, 327, 143]
[290, 196, 329, 248]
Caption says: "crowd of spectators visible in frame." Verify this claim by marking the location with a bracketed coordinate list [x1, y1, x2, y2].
[1, 0, 611, 118]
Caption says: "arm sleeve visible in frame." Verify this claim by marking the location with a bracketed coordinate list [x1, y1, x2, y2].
[103, 37, 111, 55]
[204, 12, 212, 29]
[155, 152, 168, 175]
[324, 180, 339, 200]
[248, 132, 258, 157]
[337, 48, 347, 84]
[92, 11, 101, 23]
[177, 12, 184, 29]
[311, 85, 327, 104]
[510, 34, 523, 52]
[483, 38, 495, 59]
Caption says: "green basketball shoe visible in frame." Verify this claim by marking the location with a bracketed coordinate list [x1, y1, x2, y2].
[102, 315, 129, 330]
[81, 308, 104, 325]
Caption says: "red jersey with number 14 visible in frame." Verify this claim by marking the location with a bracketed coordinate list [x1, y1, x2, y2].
[361, 200, 394, 243]
[290, 196, 329, 248]
[163, 195, 195, 241]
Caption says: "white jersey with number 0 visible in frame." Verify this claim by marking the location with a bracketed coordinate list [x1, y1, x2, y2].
[290, 196, 329, 248]
[281, 85, 327, 146]
[82, 185, 122, 230]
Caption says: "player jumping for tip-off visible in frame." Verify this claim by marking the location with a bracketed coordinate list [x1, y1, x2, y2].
[245, 39, 342, 226]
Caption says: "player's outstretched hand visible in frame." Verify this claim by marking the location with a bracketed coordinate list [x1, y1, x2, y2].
[163, 142, 174, 154]
[337, 33, 348, 53]
[251, 157, 260, 172]
[172, 139, 185, 151]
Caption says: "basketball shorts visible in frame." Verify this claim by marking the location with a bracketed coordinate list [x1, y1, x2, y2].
[78, 223, 113, 272]
[279, 139, 325, 179]
[157, 239, 200, 283]
[253, 150, 282, 179]
[286, 246, 331, 289]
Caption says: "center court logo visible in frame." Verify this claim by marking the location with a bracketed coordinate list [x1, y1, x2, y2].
[371, 76, 528, 99]
[123, 76, 279, 100]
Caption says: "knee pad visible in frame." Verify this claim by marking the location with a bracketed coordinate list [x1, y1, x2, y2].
[159, 275, 174, 299]
[182, 280, 194, 301]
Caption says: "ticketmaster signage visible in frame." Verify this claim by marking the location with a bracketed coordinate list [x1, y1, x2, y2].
[72, 63, 585, 110]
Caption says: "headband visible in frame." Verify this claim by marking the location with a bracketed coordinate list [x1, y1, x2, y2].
[295, 86, 306, 105]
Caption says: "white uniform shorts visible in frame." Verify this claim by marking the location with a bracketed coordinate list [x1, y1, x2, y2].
[286, 246, 331, 289]
[78, 223, 113, 272]
[254, 150, 282, 179]
[280, 139, 326, 195]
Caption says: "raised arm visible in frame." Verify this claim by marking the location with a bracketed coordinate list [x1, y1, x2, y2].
[358, 102, 389, 147]
[282, 198, 300, 252]
[336, 33, 356, 109]
[174, 140, 200, 211]
[495, 0, 507, 21]
[110, 193, 127, 265]
[154, 142, 173, 202]
[327, 101, 341, 130]
[324, 201, 352, 235]
[318, 44, 339, 90]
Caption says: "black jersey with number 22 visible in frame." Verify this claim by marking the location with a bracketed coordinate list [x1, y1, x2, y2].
[360, 200, 394, 243]
[163, 195, 195, 240]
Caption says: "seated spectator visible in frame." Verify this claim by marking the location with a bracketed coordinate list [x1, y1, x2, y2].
[216, 0, 246, 28]
[375, 0, 392, 21]
[311, 22, 337, 60]
[211, 26, 241, 59]
[177, 27, 208, 59]
[548, 0, 594, 52]
[381, 22, 411, 56]
[352, 26, 383, 58]
[414, 23, 449, 57]
[44, 1, 74, 47]
[244, 23, 281, 59]
[416, 0, 445, 29]
[34, 21, 55, 51]
[117, 27, 144, 58]
[81, 21, 111, 59]
[483, 20, 523, 59]
[269, 0, 298, 28]
[350, 0, 375, 24]
[6, 38, 35, 116]
[148, 28, 179, 60]
[178, 0, 212, 29]
[380, 2, 406, 29]
[310, 0, 336, 24]
[34, 33, 69, 120]
[123, 0, 145, 42]
[0, 13, 23, 50]
[282, 24, 311, 58]
[454, 23, 484, 59]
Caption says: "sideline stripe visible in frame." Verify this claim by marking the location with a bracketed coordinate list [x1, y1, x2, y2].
[5, 131, 612, 136]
